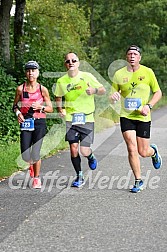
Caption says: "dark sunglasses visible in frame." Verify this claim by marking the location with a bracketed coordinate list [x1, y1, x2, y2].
[65, 59, 78, 64]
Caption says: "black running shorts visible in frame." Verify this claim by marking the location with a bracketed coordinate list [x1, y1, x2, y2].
[120, 117, 151, 138]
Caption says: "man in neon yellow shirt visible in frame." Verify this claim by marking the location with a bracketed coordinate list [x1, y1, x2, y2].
[109, 45, 162, 193]
[55, 52, 106, 187]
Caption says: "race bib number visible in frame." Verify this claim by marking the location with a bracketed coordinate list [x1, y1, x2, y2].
[124, 98, 141, 110]
[72, 113, 86, 125]
[20, 118, 35, 131]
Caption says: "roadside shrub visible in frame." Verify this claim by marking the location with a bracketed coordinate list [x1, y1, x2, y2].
[0, 67, 19, 143]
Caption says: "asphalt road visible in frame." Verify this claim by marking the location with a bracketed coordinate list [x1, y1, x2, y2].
[0, 106, 167, 252]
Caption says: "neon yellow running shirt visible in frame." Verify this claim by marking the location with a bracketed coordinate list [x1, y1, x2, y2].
[54, 71, 103, 122]
[111, 65, 160, 122]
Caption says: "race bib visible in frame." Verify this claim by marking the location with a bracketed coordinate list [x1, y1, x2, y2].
[124, 98, 141, 110]
[20, 118, 35, 131]
[72, 113, 86, 125]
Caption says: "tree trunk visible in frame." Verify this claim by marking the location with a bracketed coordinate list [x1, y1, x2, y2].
[0, 0, 13, 66]
[14, 0, 26, 69]
[89, 0, 95, 48]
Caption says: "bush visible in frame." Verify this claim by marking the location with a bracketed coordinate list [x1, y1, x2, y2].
[0, 66, 19, 143]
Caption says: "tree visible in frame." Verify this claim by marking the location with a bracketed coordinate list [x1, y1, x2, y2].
[14, 0, 26, 69]
[0, 0, 13, 66]
[0, 0, 26, 72]
[23, 0, 90, 71]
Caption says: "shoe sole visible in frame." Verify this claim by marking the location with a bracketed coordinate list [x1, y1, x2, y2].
[130, 186, 143, 193]
[154, 155, 162, 169]
[151, 145, 162, 169]
[32, 183, 42, 189]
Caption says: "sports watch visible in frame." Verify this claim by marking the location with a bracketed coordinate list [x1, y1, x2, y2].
[40, 106, 46, 113]
[146, 103, 153, 110]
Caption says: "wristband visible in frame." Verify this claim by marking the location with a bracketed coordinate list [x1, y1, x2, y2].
[146, 104, 153, 110]
[13, 104, 19, 113]
[40, 106, 45, 113]
[95, 88, 98, 94]
[16, 110, 21, 117]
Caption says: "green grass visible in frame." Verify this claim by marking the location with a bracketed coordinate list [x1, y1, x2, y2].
[1, 97, 167, 179]
[0, 138, 68, 180]
[0, 142, 20, 179]
[0, 123, 69, 179]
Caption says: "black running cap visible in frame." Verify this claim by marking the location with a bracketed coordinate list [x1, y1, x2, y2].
[25, 61, 40, 70]
[126, 45, 141, 54]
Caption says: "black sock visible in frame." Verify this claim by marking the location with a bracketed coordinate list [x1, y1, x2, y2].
[71, 155, 81, 176]
[87, 152, 94, 160]
[135, 179, 142, 183]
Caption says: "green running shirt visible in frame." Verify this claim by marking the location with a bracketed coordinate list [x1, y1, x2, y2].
[111, 65, 160, 122]
[54, 71, 103, 122]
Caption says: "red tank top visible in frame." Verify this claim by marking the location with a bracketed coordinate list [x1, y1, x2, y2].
[20, 83, 46, 119]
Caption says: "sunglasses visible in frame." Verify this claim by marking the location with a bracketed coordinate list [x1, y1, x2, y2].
[65, 59, 78, 64]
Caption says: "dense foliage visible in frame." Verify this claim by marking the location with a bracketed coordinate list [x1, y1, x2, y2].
[0, 66, 19, 142]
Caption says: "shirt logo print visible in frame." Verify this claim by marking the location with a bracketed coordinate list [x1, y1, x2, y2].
[67, 83, 82, 92]
[138, 76, 145, 81]
[129, 82, 137, 96]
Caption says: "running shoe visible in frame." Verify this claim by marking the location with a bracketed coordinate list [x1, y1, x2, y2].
[71, 177, 85, 188]
[88, 155, 98, 170]
[32, 177, 41, 189]
[130, 180, 143, 193]
[150, 144, 162, 169]
[29, 165, 34, 177]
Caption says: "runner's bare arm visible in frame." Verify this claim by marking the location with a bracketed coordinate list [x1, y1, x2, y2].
[55, 96, 66, 117]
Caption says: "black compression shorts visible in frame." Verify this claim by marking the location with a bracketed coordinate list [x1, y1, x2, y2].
[20, 118, 46, 162]
[120, 117, 151, 139]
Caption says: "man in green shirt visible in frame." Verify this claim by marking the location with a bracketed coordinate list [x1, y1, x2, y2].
[55, 52, 106, 187]
[109, 45, 162, 193]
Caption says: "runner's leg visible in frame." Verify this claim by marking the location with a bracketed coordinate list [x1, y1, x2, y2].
[122, 130, 141, 180]
[137, 137, 154, 157]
